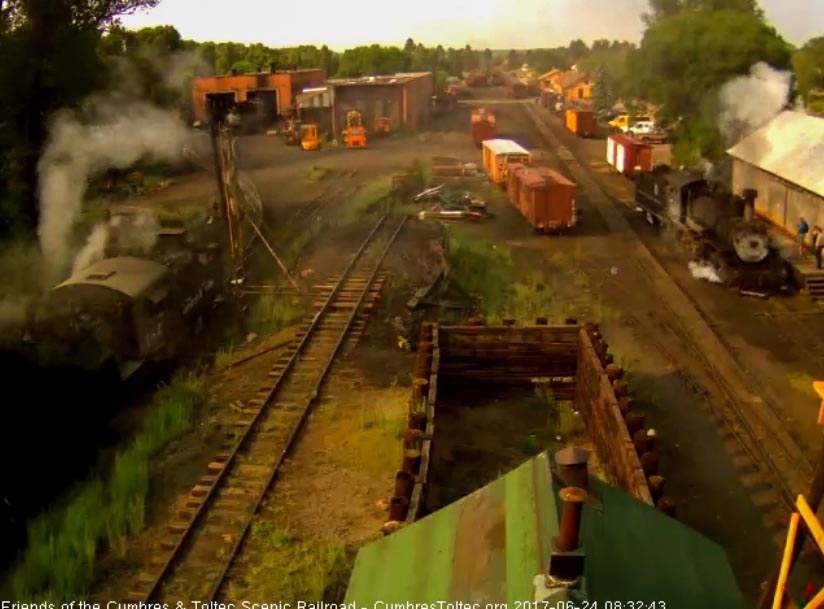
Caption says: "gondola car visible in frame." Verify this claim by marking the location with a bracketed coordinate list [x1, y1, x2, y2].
[634, 168, 789, 290]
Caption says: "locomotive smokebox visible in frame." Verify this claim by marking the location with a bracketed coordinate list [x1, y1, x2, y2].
[742, 188, 758, 222]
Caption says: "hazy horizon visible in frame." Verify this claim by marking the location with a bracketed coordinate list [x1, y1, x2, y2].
[120, 0, 822, 51]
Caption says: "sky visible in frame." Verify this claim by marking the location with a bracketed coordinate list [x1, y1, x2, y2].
[120, 0, 823, 50]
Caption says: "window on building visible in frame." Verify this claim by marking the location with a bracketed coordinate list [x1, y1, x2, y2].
[578, 88, 583, 99]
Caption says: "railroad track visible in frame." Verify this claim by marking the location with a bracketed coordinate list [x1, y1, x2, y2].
[522, 102, 812, 512]
[122, 213, 407, 603]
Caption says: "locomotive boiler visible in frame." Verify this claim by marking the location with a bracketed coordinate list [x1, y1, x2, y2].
[25, 212, 225, 379]
[634, 168, 789, 290]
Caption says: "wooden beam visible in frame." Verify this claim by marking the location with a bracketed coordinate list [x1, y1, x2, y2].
[797, 494, 824, 554]
[772, 512, 800, 609]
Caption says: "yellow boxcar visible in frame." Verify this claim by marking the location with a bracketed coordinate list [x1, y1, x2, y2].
[482, 138, 531, 185]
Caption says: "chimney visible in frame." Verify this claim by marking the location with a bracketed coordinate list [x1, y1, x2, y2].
[270, 62, 278, 73]
[230, 68, 237, 76]
[557, 487, 587, 552]
[742, 188, 757, 222]
[554, 446, 590, 491]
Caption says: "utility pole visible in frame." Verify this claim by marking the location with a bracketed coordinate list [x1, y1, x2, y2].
[757, 384, 824, 609]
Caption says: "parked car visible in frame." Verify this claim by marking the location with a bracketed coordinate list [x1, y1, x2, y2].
[417, 203, 485, 221]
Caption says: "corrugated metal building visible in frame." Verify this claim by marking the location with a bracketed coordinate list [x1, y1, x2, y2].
[191, 67, 326, 123]
[323, 72, 433, 137]
[295, 87, 334, 134]
[727, 111, 824, 234]
[344, 450, 743, 607]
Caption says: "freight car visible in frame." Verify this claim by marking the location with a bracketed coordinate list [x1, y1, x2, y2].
[505, 74, 528, 99]
[26, 215, 225, 379]
[482, 138, 531, 185]
[507, 165, 578, 234]
[470, 108, 496, 147]
[634, 168, 789, 290]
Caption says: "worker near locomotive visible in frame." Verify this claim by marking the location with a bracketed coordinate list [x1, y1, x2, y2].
[633, 166, 789, 292]
[7, 208, 227, 381]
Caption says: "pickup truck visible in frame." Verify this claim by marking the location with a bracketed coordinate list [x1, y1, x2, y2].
[625, 121, 668, 143]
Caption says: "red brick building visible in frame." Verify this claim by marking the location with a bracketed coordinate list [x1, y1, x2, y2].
[322, 72, 434, 137]
[191, 67, 325, 123]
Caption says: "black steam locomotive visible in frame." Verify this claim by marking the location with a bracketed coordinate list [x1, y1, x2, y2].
[634, 167, 789, 290]
[24, 210, 226, 379]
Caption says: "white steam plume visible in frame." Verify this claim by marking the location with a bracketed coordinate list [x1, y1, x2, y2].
[718, 62, 792, 143]
[71, 223, 111, 276]
[37, 96, 192, 279]
[688, 260, 722, 284]
[70, 211, 161, 276]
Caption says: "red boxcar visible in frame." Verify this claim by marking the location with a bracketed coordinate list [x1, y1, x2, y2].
[465, 72, 488, 87]
[606, 134, 671, 176]
[565, 109, 597, 138]
[470, 108, 497, 147]
[507, 163, 527, 206]
[517, 168, 577, 233]
[505, 75, 528, 99]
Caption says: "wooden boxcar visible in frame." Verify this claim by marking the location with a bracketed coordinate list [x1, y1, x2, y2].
[482, 139, 531, 186]
[565, 109, 597, 138]
[470, 108, 497, 147]
[517, 168, 578, 233]
[505, 75, 528, 99]
[507, 163, 527, 206]
[606, 134, 671, 177]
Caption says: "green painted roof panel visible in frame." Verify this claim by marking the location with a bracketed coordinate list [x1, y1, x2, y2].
[345, 451, 744, 609]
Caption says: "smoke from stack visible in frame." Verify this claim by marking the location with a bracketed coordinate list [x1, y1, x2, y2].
[718, 62, 793, 144]
[70, 211, 161, 276]
[36, 96, 193, 280]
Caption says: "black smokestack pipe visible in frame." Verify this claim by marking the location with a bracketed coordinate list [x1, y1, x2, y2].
[742, 188, 757, 222]
[270, 62, 278, 73]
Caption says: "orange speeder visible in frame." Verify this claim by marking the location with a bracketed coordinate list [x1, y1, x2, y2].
[517, 167, 578, 233]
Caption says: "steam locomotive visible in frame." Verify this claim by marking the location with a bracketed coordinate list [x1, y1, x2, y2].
[634, 167, 789, 290]
[23, 209, 226, 379]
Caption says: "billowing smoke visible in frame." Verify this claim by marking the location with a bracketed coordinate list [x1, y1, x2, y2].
[688, 260, 722, 284]
[37, 96, 192, 279]
[70, 211, 161, 276]
[718, 62, 793, 144]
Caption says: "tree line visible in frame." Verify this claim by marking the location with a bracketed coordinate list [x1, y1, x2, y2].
[0, 0, 822, 240]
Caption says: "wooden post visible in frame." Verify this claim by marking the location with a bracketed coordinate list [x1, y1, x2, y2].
[757, 381, 824, 609]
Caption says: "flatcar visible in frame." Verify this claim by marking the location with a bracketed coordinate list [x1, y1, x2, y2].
[634, 168, 789, 290]
[26, 215, 225, 378]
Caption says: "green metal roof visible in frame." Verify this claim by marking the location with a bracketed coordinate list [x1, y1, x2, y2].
[344, 451, 744, 608]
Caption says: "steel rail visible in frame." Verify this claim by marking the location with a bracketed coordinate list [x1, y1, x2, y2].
[128, 213, 401, 602]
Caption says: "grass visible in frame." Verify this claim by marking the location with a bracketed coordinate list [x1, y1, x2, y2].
[0, 239, 47, 297]
[247, 294, 305, 335]
[787, 371, 819, 400]
[522, 386, 579, 453]
[345, 177, 395, 221]
[305, 165, 332, 182]
[6, 371, 207, 602]
[446, 231, 514, 321]
[231, 520, 352, 604]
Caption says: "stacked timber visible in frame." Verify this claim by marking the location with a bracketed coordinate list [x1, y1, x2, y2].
[384, 322, 439, 534]
[580, 322, 675, 516]
[437, 323, 578, 397]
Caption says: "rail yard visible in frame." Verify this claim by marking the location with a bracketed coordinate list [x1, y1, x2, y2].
[5, 64, 824, 609]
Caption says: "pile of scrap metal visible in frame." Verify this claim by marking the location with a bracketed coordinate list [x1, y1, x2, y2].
[430, 155, 480, 177]
[413, 184, 488, 222]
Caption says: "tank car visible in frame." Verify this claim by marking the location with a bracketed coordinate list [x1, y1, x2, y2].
[27, 213, 225, 379]
[634, 168, 789, 290]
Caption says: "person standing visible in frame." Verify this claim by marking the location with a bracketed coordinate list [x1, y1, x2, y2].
[815, 226, 824, 270]
[798, 217, 810, 255]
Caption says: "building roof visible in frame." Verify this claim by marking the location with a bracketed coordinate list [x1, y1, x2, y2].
[54, 256, 168, 299]
[327, 72, 431, 87]
[558, 70, 592, 90]
[483, 138, 530, 156]
[726, 110, 824, 198]
[296, 88, 328, 105]
[539, 69, 563, 81]
[344, 450, 743, 607]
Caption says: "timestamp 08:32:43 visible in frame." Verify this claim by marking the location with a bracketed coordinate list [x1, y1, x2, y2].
[512, 601, 667, 609]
